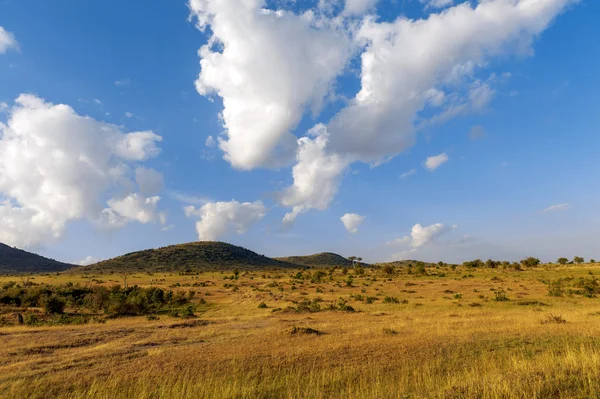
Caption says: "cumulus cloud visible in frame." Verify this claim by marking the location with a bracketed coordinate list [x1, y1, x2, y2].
[420, 0, 454, 10]
[387, 223, 457, 249]
[185, 200, 267, 241]
[280, 125, 349, 224]
[0, 27, 18, 54]
[0, 94, 164, 248]
[539, 203, 570, 213]
[78, 256, 100, 266]
[344, 0, 378, 16]
[424, 153, 449, 171]
[341, 213, 365, 233]
[189, 0, 353, 170]
[326, 0, 575, 163]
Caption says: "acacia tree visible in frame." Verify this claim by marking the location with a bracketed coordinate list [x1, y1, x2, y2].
[119, 270, 133, 289]
[574, 256, 585, 264]
[557, 258, 569, 265]
[348, 256, 357, 268]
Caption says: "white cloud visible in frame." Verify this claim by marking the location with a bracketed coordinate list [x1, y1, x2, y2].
[344, 0, 377, 16]
[124, 112, 134, 118]
[424, 153, 449, 171]
[0, 94, 164, 248]
[280, 125, 349, 224]
[102, 194, 165, 227]
[400, 169, 417, 179]
[326, 0, 574, 163]
[0, 27, 18, 54]
[78, 256, 100, 266]
[540, 203, 570, 213]
[189, 0, 353, 170]
[185, 200, 267, 241]
[135, 167, 164, 196]
[341, 213, 365, 233]
[387, 223, 457, 249]
[420, 0, 453, 10]
[205, 135, 216, 148]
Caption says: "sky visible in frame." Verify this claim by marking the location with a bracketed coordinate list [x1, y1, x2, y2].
[0, 0, 599, 265]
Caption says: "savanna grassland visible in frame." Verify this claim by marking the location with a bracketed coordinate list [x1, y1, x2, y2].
[2, 263, 600, 399]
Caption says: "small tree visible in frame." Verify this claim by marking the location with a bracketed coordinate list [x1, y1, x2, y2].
[591, 259, 597, 264]
[574, 256, 585, 264]
[42, 295, 66, 314]
[521, 257, 541, 268]
[557, 257, 569, 265]
[383, 264, 395, 275]
[348, 256, 357, 268]
[119, 271, 133, 289]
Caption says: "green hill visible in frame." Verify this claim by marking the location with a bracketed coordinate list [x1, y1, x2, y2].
[275, 252, 358, 268]
[76, 241, 300, 273]
[0, 242, 73, 274]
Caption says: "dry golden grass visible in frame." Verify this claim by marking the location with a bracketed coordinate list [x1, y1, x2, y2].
[2, 264, 600, 398]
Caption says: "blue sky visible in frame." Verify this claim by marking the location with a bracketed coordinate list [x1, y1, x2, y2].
[0, 0, 598, 265]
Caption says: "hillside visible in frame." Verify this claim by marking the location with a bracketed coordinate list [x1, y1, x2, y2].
[275, 252, 357, 268]
[77, 241, 300, 273]
[0, 242, 73, 274]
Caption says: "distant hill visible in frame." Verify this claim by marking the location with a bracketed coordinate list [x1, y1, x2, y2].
[0, 242, 73, 274]
[275, 252, 358, 268]
[76, 241, 300, 273]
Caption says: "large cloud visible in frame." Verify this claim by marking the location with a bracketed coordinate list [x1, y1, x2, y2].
[185, 200, 267, 241]
[279, 0, 575, 221]
[189, 0, 353, 170]
[188, 0, 575, 223]
[0, 94, 165, 248]
[0, 26, 18, 54]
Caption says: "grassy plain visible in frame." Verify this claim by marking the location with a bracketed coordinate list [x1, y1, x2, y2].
[2, 264, 600, 398]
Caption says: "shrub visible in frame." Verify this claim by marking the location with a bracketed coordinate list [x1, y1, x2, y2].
[540, 314, 567, 324]
[181, 305, 195, 318]
[383, 296, 400, 304]
[494, 289, 509, 302]
[257, 302, 268, 309]
[521, 257, 541, 268]
[42, 295, 66, 314]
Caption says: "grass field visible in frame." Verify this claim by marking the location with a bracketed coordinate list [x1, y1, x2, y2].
[2, 264, 600, 398]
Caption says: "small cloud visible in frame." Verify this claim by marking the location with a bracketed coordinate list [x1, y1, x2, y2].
[424, 153, 449, 171]
[539, 203, 570, 214]
[78, 256, 100, 266]
[93, 99, 103, 105]
[161, 225, 175, 232]
[469, 125, 486, 140]
[400, 169, 417, 179]
[167, 190, 211, 206]
[114, 79, 131, 87]
[205, 135, 216, 148]
[124, 112, 134, 118]
[341, 213, 365, 234]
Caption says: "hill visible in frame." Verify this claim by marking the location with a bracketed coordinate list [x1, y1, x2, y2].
[0, 242, 73, 274]
[77, 241, 300, 273]
[275, 252, 357, 268]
